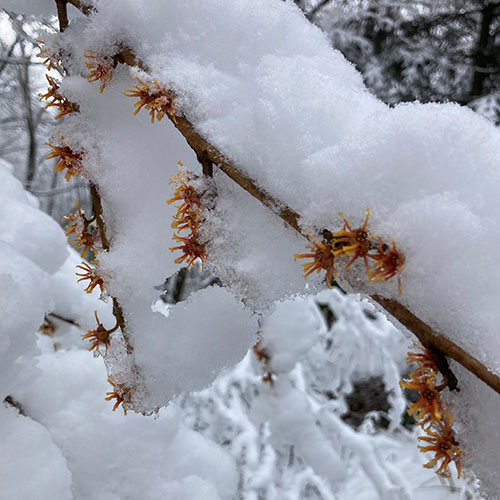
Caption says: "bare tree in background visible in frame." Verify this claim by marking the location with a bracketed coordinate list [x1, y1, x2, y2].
[0, 10, 91, 221]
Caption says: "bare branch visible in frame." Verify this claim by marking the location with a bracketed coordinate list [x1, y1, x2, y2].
[55, 0, 69, 31]
[306, 0, 333, 21]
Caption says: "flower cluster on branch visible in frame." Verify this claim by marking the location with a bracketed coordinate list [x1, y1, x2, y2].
[39, 40, 135, 413]
[124, 75, 176, 123]
[45, 139, 84, 182]
[400, 344, 462, 478]
[167, 162, 207, 269]
[84, 50, 115, 93]
[39, 75, 74, 120]
[295, 209, 405, 296]
[63, 200, 97, 258]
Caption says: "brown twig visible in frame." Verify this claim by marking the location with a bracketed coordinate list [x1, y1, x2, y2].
[88, 183, 132, 353]
[55, 0, 69, 31]
[46, 312, 80, 328]
[373, 296, 500, 394]
[4, 395, 27, 416]
[58, 0, 500, 397]
[53, 1, 132, 356]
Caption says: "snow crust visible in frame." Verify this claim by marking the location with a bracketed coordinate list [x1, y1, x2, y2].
[0, 406, 72, 500]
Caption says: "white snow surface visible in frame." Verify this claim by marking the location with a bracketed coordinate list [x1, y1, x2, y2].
[0, 406, 72, 500]
[56, 0, 500, 377]
[0, 160, 484, 500]
[22, 0, 500, 496]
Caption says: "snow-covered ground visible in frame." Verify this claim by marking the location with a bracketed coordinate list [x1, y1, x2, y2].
[0, 158, 481, 499]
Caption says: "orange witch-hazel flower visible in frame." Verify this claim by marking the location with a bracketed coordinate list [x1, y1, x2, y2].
[37, 40, 62, 71]
[167, 167, 202, 232]
[401, 343, 462, 479]
[169, 233, 207, 269]
[62, 200, 85, 238]
[332, 208, 373, 274]
[418, 423, 462, 478]
[46, 139, 84, 182]
[39, 75, 74, 120]
[368, 237, 405, 297]
[123, 75, 176, 123]
[75, 260, 104, 295]
[81, 310, 118, 356]
[400, 375, 451, 429]
[406, 342, 437, 378]
[167, 162, 207, 270]
[105, 376, 131, 415]
[294, 234, 337, 288]
[84, 50, 114, 93]
[69, 228, 95, 259]
[63, 200, 97, 258]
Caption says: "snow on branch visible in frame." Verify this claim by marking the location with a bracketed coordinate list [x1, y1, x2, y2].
[42, 0, 500, 493]
[58, 0, 500, 397]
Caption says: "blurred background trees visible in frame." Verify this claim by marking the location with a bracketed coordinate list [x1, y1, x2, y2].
[298, 0, 500, 120]
[0, 10, 91, 222]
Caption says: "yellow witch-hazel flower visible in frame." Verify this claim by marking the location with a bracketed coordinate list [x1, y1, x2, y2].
[39, 75, 74, 120]
[46, 139, 84, 182]
[84, 50, 114, 93]
[332, 208, 373, 274]
[123, 75, 176, 123]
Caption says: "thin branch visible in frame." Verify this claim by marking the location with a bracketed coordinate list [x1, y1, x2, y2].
[88, 183, 132, 353]
[52, 0, 132, 359]
[28, 182, 87, 196]
[306, 0, 333, 21]
[0, 57, 45, 65]
[373, 296, 500, 394]
[55, 0, 69, 31]
[3, 395, 27, 416]
[46, 312, 80, 327]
